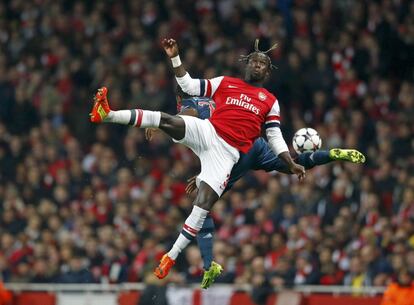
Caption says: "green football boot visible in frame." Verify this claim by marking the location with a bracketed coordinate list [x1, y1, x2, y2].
[329, 148, 366, 164]
[201, 261, 223, 289]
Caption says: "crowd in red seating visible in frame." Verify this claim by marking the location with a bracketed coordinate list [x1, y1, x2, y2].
[0, 0, 413, 289]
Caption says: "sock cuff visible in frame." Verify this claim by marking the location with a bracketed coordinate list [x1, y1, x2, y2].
[136, 110, 161, 128]
[181, 229, 195, 240]
[182, 206, 209, 237]
[192, 205, 209, 217]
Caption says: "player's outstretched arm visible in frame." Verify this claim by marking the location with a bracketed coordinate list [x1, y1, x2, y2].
[162, 38, 186, 77]
[162, 38, 200, 96]
[162, 38, 223, 98]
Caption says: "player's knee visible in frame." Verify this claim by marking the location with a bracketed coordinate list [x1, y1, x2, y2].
[159, 113, 175, 127]
[193, 182, 219, 211]
[193, 194, 217, 211]
[160, 113, 183, 127]
[194, 201, 213, 211]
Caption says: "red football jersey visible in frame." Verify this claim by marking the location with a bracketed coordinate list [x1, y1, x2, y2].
[199, 76, 281, 153]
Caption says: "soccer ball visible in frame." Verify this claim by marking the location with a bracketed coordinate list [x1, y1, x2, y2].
[292, 128, 322, 154]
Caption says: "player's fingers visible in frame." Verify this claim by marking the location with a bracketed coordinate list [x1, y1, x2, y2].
[185, 184, 194, 194]
[145, 129, 151, 141]
[162, 39, 169, 48]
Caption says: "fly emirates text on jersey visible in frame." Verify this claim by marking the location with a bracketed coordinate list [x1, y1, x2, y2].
[225, 94, 260, 115]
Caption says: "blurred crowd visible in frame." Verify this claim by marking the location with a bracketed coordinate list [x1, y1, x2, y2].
[0, 0, 413, 290]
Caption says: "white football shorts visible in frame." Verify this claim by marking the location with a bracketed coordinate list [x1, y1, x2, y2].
[173, 115, 240, 196]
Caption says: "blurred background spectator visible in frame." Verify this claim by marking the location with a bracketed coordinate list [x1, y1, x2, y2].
[0, 0, 413, 288]
[0, 282, 11, 305]
[380, 269, 414, 305]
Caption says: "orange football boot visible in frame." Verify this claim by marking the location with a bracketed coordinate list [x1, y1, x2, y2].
[154, 254, 175, 279]
[90, 87, 110, 123]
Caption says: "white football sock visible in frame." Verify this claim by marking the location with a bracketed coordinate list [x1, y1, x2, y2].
[168, 205, 209, 260]
[105, 110, 131, 124]
[105, 110, 161, 128]
[140, 110, 161, 128]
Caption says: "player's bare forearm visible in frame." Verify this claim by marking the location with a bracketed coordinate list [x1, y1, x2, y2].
[278, 151, 306, 180]
[162, 38, 202, 96]
[172, 65, 186, 78]
[278, 151, 295, 169]
[162, 38, 186, 77]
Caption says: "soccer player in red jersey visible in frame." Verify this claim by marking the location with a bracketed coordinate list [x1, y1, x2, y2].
[90, 38, 305, 280]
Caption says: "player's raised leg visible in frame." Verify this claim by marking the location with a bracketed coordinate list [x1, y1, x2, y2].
[90, 87, 236, 281]
[249, 137, 366, 175]
[90, 87, 185, 140]
[269, 149, 365, 173]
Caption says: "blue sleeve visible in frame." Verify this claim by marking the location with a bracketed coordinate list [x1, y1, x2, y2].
[181, 97, 215, 120]
[181, 98, 198, 112]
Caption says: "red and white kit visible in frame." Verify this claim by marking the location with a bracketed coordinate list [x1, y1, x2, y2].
[176, 74, 288, 196]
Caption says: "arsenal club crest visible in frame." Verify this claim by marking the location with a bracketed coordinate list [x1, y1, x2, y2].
[258, 92, 267, 101]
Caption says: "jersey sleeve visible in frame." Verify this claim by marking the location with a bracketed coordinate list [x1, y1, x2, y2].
[199, 76, 224, 97]
[266, 126, 289, 156]
[265, 99, 281, 129]
[176, 74, 224, 97]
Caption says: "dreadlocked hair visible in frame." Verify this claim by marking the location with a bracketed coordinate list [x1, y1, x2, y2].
[239, 38, 279, 70]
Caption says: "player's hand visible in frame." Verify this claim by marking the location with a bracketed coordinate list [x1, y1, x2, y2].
[145, 128, 157, 141]
[162, 38, 179, 58]
[185, 176, 197, 194]
[289, 163, 306, 181]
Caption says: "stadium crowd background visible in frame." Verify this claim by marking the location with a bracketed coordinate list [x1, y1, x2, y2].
[0, 0, 413, 293]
